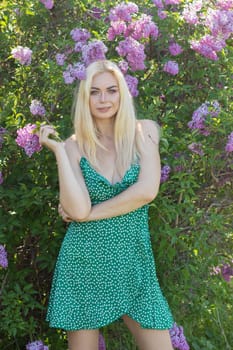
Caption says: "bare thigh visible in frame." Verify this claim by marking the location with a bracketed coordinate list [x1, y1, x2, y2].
[67, 329, 99, 350]
[122, 315, 174, 350]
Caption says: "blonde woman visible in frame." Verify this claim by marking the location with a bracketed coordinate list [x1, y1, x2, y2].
[40, 60, 174, 350]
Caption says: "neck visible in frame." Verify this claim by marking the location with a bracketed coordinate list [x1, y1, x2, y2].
[95, 118, 115, 139]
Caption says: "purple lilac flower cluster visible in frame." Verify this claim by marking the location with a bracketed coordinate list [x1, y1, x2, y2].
[169, 42, 183, 56]
[184, 0, 233, 60]
[169, 323, 190, 350]
[30, 100, 46, 116]
[106, 2, 160, 95]
[160, 165, 171, 183]
[188, 142, 204, 156]
[71, 28, 91, 43]
[212, 262, 233, 282]
[0, 245, 8, 268]
[153, 0, 182, 20]
[191, 34, 226, 61]
[163, 60, 179, 75]
[109, 2, 139, 21]
[26, 340, 48, 350]
[126, 14, 159, 40]
[108, 3, 158, 70]
[188, 101, 220, 136]
[182, 0, 203, 25]
[98, 333, 106, 350]
[0, 126, 7, 149]
[55, 2, 160, 97]
[216, 0, 233, 11]
[58, 26, 108, 85]
[82, 41, 108, 67]
[63, 63, 87, 83]
[124, 74, 139, 97]
[11, 46, 32, 65]
[152, 2, 183, 73]
[163, 42, 182, 75]
[39, 0, 54, 10]
[116, 37, 146, 71]
[55, 53, 66, 66]
[225, 132, 233, 153]
[16, 124, 42, 158]
[221, 264, 233, 282]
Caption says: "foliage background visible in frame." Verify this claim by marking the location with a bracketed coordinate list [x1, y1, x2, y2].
[0, 0, 232, 349]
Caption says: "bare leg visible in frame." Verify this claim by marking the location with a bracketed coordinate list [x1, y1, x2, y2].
[122, 315, 173, 350]
[67, 329, 99, 350]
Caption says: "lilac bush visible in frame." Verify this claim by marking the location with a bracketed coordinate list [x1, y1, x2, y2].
[54, 1, 160, 96]
[1, 0, 233, 349]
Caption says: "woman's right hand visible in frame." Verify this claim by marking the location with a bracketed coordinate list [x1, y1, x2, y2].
[58, 203, 73, 222]
[39, 125, 64, 153]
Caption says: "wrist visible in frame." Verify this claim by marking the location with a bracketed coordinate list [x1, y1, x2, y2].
[54, 142, 66, 157]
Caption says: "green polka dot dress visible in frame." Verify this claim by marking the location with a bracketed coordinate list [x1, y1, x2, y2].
[46, 157, 173, 330]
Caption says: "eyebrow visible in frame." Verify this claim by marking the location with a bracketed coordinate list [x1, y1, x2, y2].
[90, 85, 119, 90]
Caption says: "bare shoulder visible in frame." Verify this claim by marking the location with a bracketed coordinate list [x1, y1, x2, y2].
[64, 134, 81, 161]
[136, 119, 160, 145]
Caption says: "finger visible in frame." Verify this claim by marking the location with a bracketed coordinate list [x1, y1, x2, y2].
[59, 205, 67, 217]
[58, 203, 63, 215]
[58, 204, 72, 222]
[64, 216, 72, 222]
[39, 125, 56, 138]
[62, 213, 72, 222]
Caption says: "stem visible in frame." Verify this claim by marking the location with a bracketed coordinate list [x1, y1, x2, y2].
[215, 307, 231, 350]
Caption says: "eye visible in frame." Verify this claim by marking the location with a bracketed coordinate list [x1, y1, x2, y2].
[90, 90, 99, 96]
[108, 89, 118, 94]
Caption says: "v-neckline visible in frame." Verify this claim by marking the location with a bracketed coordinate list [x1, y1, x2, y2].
[80, 156, 135, 186]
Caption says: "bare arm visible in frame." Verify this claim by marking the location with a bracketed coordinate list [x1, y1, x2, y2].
[39, 126, 91, 220]
[81, 119, 161, 221]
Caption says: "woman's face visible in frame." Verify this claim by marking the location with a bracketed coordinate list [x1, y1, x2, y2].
[89, 71, 120, 121]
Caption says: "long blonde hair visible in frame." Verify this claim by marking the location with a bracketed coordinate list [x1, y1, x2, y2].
[73, 60, 138, 176]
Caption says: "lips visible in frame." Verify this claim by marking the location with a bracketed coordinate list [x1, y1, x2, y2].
[97, 107, 111, 113]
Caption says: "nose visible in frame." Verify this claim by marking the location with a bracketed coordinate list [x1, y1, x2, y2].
[100, 91, 106, 102]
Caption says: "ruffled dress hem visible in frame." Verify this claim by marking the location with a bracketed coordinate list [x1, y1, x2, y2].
[46, 309, 173, 331]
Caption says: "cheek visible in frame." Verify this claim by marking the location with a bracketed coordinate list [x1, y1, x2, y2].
[89, 99, 96, 110]
[113, 95, 120, 106]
